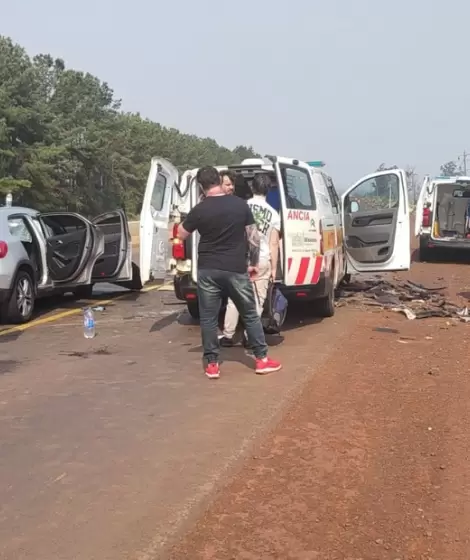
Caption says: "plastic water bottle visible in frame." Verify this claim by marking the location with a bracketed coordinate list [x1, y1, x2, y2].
[83, 307, 96, 339]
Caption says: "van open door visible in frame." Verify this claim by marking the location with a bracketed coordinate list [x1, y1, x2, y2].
[341, 169, 410, 273]
[414, 176, 432, 237]
[272, 157, 323, 286]
[140, 158, 178, 284]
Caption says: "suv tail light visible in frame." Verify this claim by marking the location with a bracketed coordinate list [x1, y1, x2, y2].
[0, 241, 8, 258]
[422, 206, 432, 228]
[319, 221, 324, 254]
[172, 224, 186, 260]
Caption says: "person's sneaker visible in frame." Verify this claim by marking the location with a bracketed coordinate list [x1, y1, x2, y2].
[219, 336, 234, 348]
[255, 357, 282, 375]
[205, 363, 220, 379]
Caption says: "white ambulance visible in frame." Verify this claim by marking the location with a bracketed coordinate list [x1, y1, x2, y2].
[140, 156, 411, 319]
[415, 174, 470, 261]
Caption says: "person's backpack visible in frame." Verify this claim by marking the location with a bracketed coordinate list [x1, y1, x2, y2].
[258, 281, 288, 335]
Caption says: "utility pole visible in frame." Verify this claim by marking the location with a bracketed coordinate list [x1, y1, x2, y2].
[458, 150, 470, 175]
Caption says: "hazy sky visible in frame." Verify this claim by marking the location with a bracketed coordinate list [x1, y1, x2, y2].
[2, 0, 469, 188]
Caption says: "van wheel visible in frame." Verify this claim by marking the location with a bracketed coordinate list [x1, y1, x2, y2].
[419, 238, 433, 262]
[3, 269, 35, 324]
[186, 300, 200, 320]
[73, 284, 94, 299]
[314, 280, 335, 318]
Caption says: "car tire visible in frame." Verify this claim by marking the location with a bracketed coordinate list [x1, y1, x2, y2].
[73, 284, 94, 299]
[186, 300, 200, 320]
[3, 269, 35, 324]
[314, 279, 335, 318]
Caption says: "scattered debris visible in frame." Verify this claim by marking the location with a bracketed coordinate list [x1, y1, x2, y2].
[61, 346, 111, 359]
[337, 278, 468, 321]
[373, 327, 399, 334]
[91, 305, 106, 312]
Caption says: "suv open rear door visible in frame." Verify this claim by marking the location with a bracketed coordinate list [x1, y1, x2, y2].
[341, 169, 410, 272]
[140, 158, 178, 284]
[91, 209, 132, 283]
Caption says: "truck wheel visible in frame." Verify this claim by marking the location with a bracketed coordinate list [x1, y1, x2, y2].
[3, 269, 35, 324]
[314, 280, 335, 318]
[186, 300, 200, 320]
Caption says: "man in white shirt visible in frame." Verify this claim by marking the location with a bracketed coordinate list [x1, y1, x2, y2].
[220, 173, 281, 346]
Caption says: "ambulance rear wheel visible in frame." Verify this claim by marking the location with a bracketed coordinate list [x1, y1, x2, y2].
[315, 281, 335, 318]
[186, 300, 200, 320]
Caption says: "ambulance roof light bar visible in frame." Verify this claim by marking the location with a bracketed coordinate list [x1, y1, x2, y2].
[307, 161, 325, 168]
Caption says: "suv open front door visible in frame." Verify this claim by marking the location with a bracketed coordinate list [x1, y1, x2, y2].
[341, 169, 410, 272]
[91, 209, 132, 283]
[39, 212, 100, 285]
[140, 158, 177, 284]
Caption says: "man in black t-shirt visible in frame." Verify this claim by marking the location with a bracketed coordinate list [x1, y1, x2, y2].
[177, 166, 282, 379]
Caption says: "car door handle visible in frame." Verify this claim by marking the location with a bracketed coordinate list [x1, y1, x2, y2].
[56, 239, 63, 245]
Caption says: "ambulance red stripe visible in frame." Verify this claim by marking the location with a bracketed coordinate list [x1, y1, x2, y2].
[295, 257, 310, 285]
[310, 255, 323, 284]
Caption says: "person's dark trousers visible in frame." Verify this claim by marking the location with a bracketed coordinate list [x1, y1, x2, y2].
[197, 269, 268, 364]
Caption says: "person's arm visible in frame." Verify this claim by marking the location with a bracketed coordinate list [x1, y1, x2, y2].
[269, 228, 280, 280]
[177, 223, 191, 241]
[177, 207, 199, 240]
[245, 206, 260, 274]
[246, 223, 261, 268]
[269, 211, 281, 280]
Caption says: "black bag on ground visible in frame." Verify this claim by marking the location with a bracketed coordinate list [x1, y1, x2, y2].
[258, 281, 288, 335]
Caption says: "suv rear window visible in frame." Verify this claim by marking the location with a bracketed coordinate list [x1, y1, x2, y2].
[281, 166, 316, 210]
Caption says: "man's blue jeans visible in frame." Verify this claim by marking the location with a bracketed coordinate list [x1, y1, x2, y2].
[197, 269, 268, 364]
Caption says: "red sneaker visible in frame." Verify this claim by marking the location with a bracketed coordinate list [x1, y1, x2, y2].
[205, 363, 220, 379]
[255, 356, 282, 375]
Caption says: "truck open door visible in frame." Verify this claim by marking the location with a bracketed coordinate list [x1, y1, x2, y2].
[341, 169, 411, 273]
[140, 158, 178, 284]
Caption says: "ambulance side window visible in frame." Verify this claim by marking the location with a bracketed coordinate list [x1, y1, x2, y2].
[281, 167, 316, 210]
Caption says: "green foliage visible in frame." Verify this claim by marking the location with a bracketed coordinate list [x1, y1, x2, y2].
[440, 160, 462, 177]
[0, 35, 259, 217]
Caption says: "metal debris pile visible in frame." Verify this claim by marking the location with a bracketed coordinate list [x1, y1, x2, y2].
[336, 278, 470, 321]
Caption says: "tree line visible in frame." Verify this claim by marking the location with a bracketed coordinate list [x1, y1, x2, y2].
[0, 36, 259, 218]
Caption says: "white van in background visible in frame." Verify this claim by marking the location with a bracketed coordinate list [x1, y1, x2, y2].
[415, 175, 470, 261]
[140, 156, 411, 319]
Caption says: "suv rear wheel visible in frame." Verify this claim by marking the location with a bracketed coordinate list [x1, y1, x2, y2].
[3, 269, 35, 324]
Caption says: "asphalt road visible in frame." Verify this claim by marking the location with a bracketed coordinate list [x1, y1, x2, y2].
[4, 236, 470, 559]
[0, 284, 356, 560]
